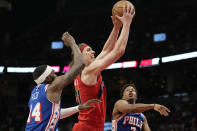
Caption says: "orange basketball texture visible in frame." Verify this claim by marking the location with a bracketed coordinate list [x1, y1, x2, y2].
[112, 0, 135, 17]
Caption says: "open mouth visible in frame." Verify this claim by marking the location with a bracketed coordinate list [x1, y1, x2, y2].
[129, 93, 133, 97]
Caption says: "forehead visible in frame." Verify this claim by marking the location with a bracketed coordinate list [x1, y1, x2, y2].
[125, 86, 135, 91]
[83, 46, 92, 51]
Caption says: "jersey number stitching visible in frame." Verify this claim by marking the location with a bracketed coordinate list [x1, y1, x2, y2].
[75, 90, 82, 104]
[27, 102, 42, 124]
[131, 127, 136, 131]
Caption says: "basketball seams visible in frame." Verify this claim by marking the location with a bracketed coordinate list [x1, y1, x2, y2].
[112, 0, 135, 17]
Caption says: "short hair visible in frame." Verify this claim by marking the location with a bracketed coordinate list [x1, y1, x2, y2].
[120, 83, 137, 98]
[33, 65, 48, 80]
[78, 43, 86, 49]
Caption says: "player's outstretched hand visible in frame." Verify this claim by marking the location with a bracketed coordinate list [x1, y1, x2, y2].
[78, 99, 100, 110]
[61, 32, 76, 47]
[115, 5, 135, 26]
[153, 104, 171, 116]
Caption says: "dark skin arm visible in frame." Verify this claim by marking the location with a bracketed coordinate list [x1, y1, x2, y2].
[60, 99, 100, 119]
[78, 99, 100, 110]
[47, 32, 85, 103]
[113, 100, 170, 120]
[143, 116, 151, 131]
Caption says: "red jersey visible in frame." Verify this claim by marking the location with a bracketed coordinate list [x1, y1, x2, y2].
[74, 74, 106, 128]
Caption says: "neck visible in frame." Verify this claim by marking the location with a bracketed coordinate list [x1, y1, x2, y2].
[85, 60, 90, 66]
[127, 98, 135, 104]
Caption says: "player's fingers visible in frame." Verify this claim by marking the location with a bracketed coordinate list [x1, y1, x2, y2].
[86, 106, 95, 109]
[127, 4, 131, 14]
[158, 109, 166, 116]
[163, 111, 169, 116]
[123, 5, 126, 14]
[88, 99, 100, 102]
[162, 108, 170, 116]
[131, 10, 135, 17]
[159, 111, 163, 116]
[165, 112, 169, 116]
[114, 15, 122, 21]
[87, 99, 100, 104]
[161, 110, 168, 116]
[111, 16, 116, 22]
[161, 106, 170, 113]
[165, 107, 171, 113]
[63, 32, 68, 36]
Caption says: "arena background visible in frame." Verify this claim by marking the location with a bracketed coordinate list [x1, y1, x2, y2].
[0, 0, 197, 130]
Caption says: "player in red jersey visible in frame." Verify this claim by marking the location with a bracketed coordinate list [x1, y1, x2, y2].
[72, 5, 135, 131]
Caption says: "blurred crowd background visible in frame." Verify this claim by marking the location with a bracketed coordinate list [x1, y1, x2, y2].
[0, 0, 197, 130]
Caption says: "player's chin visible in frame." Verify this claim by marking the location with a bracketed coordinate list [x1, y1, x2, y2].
[126, 97, 133, 100]
[91, 58, 95, 62]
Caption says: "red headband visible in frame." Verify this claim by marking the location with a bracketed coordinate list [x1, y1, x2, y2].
[80, 44, 88, 52]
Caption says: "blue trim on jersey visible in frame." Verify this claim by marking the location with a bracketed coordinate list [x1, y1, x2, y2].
[25, 84, 60, 131]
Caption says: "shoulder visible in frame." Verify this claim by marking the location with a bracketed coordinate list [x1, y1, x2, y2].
[114, 99, 128, 107]
[38, 83, 47, 88]
[138, 113, 145, 121]
[140, 113, 145, 118]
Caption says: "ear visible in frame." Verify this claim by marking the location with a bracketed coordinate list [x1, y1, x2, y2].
[43, 76, 50, 83]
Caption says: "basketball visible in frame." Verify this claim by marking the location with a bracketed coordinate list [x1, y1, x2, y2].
[112, 0, 135, 17]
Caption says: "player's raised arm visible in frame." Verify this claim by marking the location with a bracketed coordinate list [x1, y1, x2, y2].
[109, 5, 135, 60]
[48, 32, 85, 91]
[96, 16, 122, 60]
[85, 5, 135, 75]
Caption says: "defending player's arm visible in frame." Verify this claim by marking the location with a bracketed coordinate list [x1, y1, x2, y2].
[60, 99, 100, 119]
[49, 32, 85, 91]
[143, 116, 151, 131]
[115, 100, 170, 116]
[86, 5, 135, 75]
